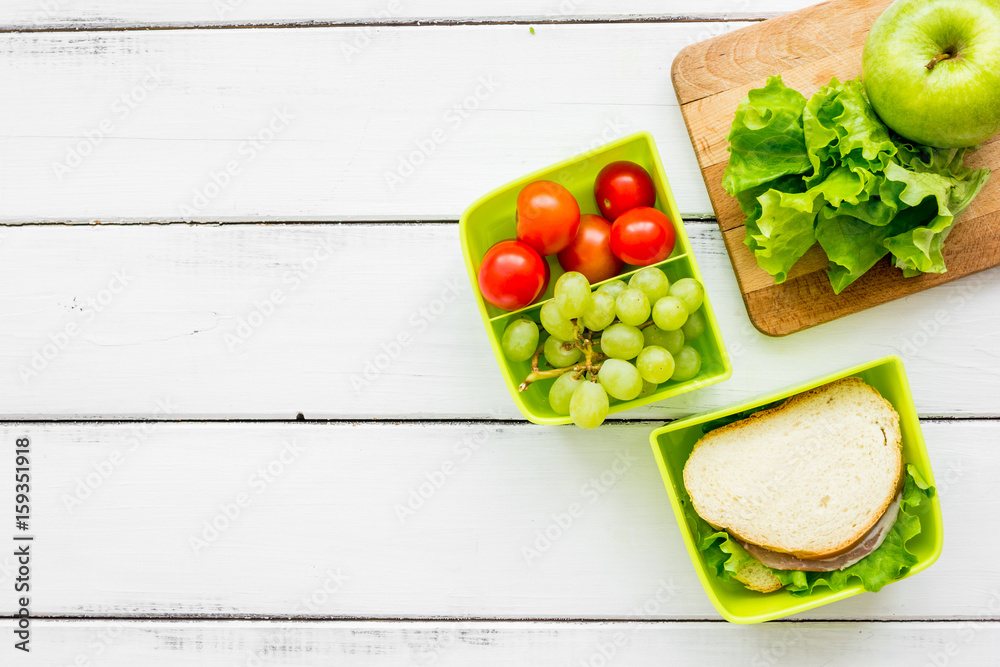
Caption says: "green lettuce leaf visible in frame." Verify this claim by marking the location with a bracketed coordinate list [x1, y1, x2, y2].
[683, 464, 935, 597]
[722, 75, 992, 291]
[826, 79, 896, 173]
[745, 189, 818, 283]
[830, 174, 906, 228]
[801, 81, 842, 182]
[802, 78, 896, 182]
[818, 197, 938, 294]
[700, 400, 782, 434]
[722, 76, 811, 195]
[881, 159, 991, 275]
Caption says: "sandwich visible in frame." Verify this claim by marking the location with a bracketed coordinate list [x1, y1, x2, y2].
[681, 377, 935, 595]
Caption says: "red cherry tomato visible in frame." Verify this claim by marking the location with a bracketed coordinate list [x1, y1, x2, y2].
[477, 240, 548, 311]
[557, 214, 624, 283]
[540, 257, 552, 296]
[610, 207, 676, 266]
[594, 161, 656, 221]
[516, 180, 581, 256]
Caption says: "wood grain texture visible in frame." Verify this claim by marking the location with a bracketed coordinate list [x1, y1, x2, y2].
[0, 421, 993, 619]
[0, 22, 752, 223]
[0, 0, 820, 29]
[673, 0, 1000, 336]
[2, 224, 1000, 419]
[5, 620, 1000, 665]
[2, 3, 997, 644]
[671, 0, 887, 103]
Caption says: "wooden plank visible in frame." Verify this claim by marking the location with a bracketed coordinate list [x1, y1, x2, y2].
[0, 23, 746, 223]
[2, 223, 1000, 419]
[673, 0, 1000, 335]
[1, 1, 820, 29]
[5, 620, 1000, 665]
[742, 208, 1000, 335]
[0, 420, 993, 619]
[671, 0, 886, 103]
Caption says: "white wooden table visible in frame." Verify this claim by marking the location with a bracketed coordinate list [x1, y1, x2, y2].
[2, 1, 999, 664]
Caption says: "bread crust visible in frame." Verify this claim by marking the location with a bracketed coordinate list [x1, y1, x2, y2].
[684, 377, 904, 560]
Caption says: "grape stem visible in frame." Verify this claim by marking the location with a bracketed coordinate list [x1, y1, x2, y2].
[517, 335, 606, 392]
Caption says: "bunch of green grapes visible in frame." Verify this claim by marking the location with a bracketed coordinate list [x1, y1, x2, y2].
[500, 267, 708, 430]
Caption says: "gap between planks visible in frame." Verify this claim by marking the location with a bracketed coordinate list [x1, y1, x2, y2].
[12, 615, 1000, 624]
[1, 15, 781, 34]
[0, 416, 995, 424]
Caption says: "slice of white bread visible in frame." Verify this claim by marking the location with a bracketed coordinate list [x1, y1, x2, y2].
[684, 377, 902, 560]
[733, 558, 783, 593]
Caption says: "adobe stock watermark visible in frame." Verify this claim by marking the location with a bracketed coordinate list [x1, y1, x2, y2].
[17, 269, 133, 386]
[350, 277, 465, 394]
[522, 449, 637, 565]
[60, 397, 176, 513]
[893, 274, 990, 358]
[341, 0, 406, 62]
[578, 578, 681, 667]
[179, 108, 295, 219]
[30, 0, 62, 24]
[51, 67, 164, 181]
[545, 117, 632, 185]
[920, 589, 1000, 667]
[55, 621, 131, 667]
[223, 235, 339, 352]
[748, 626, 809, 667]
[687, 0, 753, 44]
[0, 555, 18, 589]
[384, 75, 500, 192]
[544, 0, 587, 17]
[189, 439, 303, 555]
[393, 414, 501, 524]
[408, 626, 466, 666]
[242, 568, 352, 666]
[213, 0, 246, 18]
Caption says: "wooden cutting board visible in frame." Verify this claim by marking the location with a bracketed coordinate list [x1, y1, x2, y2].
[672, 0, 1000, 336]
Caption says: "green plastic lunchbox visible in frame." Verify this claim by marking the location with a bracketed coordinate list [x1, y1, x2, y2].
[459, 131, 732, 424]
[650, 355, 944, 623]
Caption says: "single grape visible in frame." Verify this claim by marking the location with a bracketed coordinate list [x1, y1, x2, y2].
[681, 310, 706, 341]
[671, 345, 702, 382]
[652, 296, 688, 331]
[637, 380, 658, 398]
[636, 345, 675, 384]
[555, 271, 592, 319]
[599, 323, 644, 360]
[570, 381, 609, 429]
[615, 288, 651, 327]
[501, 318, 540, 362]
[628, 267, 670, 305]
[669, 278, 705, 313]
[540, 300, 578, 341]
[598, 359, 643, 401]
[643, 325, 685, 356]
[549, 372, 584, 416]
[544, 336, 583, 368]
[597, 279, 628, 300]
[581, 290, 616, 332]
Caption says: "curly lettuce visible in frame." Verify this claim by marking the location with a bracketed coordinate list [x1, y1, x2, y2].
[722, 76, 991, 294]
[722, 76, 811, 194]
[683, 464, 935, 596]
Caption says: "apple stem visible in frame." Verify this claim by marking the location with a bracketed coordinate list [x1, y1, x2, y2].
[925, 52, 953, 71]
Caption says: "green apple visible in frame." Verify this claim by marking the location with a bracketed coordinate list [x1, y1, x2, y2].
[862, 0, 1000, 148]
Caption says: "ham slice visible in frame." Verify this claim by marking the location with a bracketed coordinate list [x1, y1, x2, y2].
[739, 493, 901, 572]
